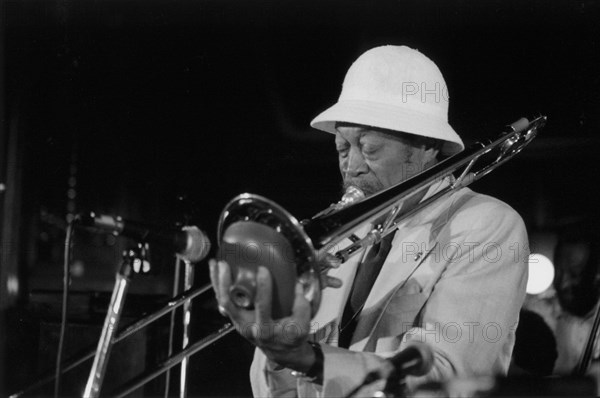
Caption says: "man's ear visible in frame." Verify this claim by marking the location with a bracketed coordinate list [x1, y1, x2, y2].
[422, 146, 440, 167]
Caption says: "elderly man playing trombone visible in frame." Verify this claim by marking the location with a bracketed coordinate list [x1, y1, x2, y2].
[210, 45, 529, 397]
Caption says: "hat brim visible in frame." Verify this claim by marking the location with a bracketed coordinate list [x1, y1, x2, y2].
[310, 100, 464, 156]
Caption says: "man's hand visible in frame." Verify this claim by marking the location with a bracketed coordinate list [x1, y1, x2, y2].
[209, 259, 316, 372]
[319, 253, 343, 289]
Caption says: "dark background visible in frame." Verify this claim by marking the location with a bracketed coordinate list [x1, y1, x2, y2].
[1, 0, 599, 396]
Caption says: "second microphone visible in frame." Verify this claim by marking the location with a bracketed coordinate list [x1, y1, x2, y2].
[78, 212, 211, 263]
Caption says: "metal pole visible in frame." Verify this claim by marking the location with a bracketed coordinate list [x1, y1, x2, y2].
[179, 259, 194, 398]
[164, 256, 182, 397]
[82, 250, 135, 398]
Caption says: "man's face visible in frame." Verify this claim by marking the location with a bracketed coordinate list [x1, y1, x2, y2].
[335, 124, 438, 196]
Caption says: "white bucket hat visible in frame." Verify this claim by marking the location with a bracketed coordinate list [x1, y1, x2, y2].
[311, 45, 464, 156]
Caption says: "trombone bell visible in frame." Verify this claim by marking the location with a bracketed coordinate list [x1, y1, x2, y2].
[217, 194, 321, 319]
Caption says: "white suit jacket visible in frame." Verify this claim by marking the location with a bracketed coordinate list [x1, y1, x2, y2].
[250, 179, 529, 397]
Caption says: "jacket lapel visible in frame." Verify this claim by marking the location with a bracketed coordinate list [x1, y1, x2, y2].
[348, 177, 456, 351]
[311, 224, 370, 341]
[349, 224, 434, 351]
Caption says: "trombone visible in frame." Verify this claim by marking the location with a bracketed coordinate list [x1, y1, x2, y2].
[217, 116, 547, 318]
[11, 115, 546, 397]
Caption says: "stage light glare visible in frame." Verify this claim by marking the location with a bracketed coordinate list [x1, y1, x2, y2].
[526, 253, 555, 295]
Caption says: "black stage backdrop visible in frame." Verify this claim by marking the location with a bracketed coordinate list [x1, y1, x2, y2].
[1, 0, 599, 396]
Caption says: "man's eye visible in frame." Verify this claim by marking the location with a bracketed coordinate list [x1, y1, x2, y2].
[337, 147, 349, 157]
[362, 146, 379, 155]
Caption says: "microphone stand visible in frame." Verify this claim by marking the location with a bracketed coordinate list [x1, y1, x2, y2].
[380, 371, 408, 398]
[179, 259, 194, 398]
[164, 257, 194, 398]
[164, 256, 182, 398]
[82, 245, 147, 398]
[344, 368, 410, 398]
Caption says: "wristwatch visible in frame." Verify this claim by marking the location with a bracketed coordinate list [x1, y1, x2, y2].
[291, 341, 324, 384]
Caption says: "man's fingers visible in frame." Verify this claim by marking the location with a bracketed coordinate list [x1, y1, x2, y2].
[319, 254, 342, 273]
[291, 282, 311, 326]
[325, 275, 343, 289]
[209, 259, 219, 297]
[255, 266, 273, 326]
[217, 260, 234, 310]
[325, 254, 342, 269]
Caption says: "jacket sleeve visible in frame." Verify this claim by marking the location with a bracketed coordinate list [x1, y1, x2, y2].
[250, 349, 300, 397]
[250, 344, 388, 398]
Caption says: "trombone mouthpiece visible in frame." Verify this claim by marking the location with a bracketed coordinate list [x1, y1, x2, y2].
[311, 185, 366, 220]
[337, 186, 365, 210]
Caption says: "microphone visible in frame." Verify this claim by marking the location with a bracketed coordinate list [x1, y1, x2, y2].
[345, 343, 434, 397]
[386, 342, 434, 377]
[78, 212, 211, 263]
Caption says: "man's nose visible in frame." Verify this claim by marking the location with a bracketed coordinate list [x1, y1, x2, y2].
[343, 148, 368, 177]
